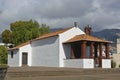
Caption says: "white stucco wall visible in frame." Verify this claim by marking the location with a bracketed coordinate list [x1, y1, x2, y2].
[102, 59, 111, 68]
[64, 59, 83, 68]
[19, 44, 31, 66]
[64, 59, 94, 68]
[8, 44, 31, 67]
[8, 49, 20, 67]
[83, 59, 94, 68]
[59, 27, 85, 67]
[31, 36, 59, 67]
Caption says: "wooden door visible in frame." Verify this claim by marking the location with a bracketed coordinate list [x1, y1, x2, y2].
[22, 53, 28, 66]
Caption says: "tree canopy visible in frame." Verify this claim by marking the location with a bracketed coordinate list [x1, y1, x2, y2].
[2, 20, 50, 46]
[2, 29, 12, 44]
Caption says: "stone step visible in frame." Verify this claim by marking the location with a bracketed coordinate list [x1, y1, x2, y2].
[7, 71, 81, 77]
[83, 68, 120, 74]
[7, 70, 83, 77]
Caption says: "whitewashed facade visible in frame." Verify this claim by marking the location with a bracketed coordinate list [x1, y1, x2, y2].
[8, 44, 31, 67]
[58, 27, 85, 67]
[31, 36, 59, 67]
[8, 49, 19, 67]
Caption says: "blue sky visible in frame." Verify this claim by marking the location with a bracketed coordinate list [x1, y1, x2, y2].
[0, 0, 120, 33]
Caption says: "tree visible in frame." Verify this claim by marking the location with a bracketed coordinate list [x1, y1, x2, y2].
[2, 29, 12, 44]
[39, 24, 50, 35]
[9, 20, 50, 46]
[1, 20, 50, 46]
[0, 46, 8, 64]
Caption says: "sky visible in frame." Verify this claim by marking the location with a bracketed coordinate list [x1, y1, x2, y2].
[0, 0, 120, 33]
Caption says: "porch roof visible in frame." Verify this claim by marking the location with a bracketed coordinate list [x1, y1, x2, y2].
[64, 34, 110, 43]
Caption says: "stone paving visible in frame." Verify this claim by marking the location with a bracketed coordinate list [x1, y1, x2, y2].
[4, 67, 120, 80]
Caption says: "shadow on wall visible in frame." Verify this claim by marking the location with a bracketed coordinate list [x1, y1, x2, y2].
[32, 36, 58, 46]
[63, 44, 71, 59]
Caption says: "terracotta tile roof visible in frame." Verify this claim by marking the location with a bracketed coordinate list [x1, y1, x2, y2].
[8, 27, 72, 51]
[64, 34, 110, 43]
[33, 27, 72, 41]
[8, 41, 30, 51]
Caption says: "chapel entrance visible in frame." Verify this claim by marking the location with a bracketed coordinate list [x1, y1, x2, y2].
[22, 53, 28, 66]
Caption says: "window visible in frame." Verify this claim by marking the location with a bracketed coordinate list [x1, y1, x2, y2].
[11, 51, 14, 58]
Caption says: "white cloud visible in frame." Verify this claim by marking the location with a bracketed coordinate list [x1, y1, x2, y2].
[0, 0, 120, 33]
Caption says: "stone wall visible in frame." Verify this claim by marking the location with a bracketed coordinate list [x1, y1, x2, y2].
[117, 39, 120, 54]
[0, 68, 7, 80]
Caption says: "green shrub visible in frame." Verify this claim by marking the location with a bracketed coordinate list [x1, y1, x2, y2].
[111, 60, 116, 68]
[119, 64, 120, 68]
[0, 46, 8, 64]
[0, 64, 8, 68]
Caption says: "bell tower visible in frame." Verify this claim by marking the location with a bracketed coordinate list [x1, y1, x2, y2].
[84, 25, 92, 35]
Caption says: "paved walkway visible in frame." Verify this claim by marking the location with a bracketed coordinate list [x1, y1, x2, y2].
[5, 67, 120, 80]
[5, 74, 120, 80]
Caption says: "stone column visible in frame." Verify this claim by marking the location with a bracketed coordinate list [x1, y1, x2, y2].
[90, 42, 94, 58]
[81, 41, 86, 58]
[105, 43, 110, 59]
[99, 43, 102, 67]
[70, 44, 75, 59]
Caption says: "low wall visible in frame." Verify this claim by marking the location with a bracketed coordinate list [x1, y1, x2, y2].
[64, 59, 83, 68]
[0, 67, 7, 80]
[83, 59, 94, 68]
[64, 59, 94, 68]
[102, 59, 111, 68]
